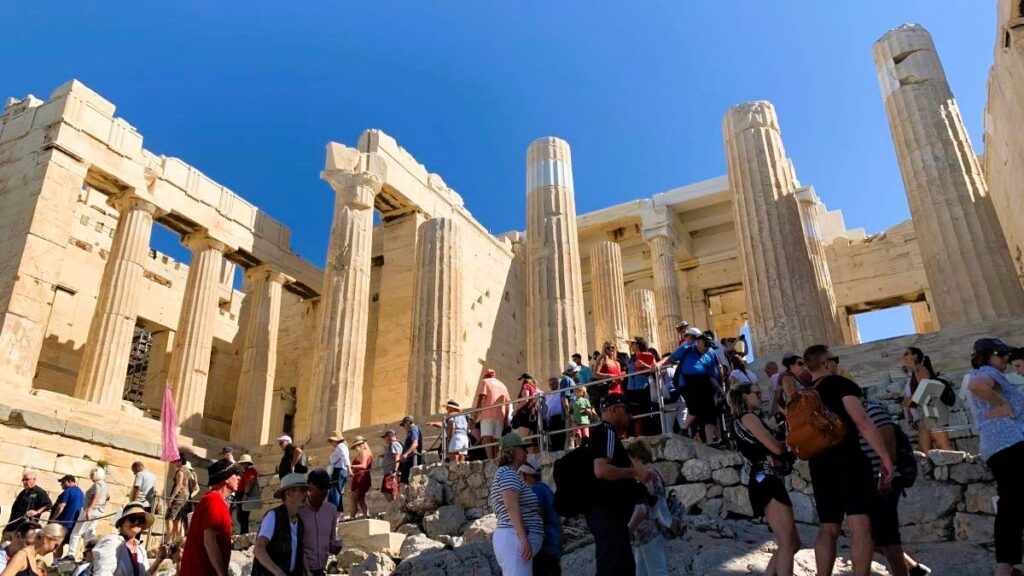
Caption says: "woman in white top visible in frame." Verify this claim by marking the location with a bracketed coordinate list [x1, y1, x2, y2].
[89, 504, 161, 576]
[901, 347, 952, 451]
[727, 353, 759, 386]
[431, 400, 470, 463]
[67, 466, 108, 560]
[326, 430, 351, 515]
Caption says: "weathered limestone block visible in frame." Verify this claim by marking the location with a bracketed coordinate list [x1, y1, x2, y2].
[949, 462, 992, 484]
[899, 481, 962, 524]
[667, 483, 707, 510]
[349, 552, 396, 576]
[964, 483, 997, 515]
[873, 24, 1024, 326]
[423, 504, 467, 539]
[399, 533, 445, 559]
[462, 513, 497, 543]
[590, 241, 629, 352]
[682, 459, 712, 482]
[660, 435, 697, 462]
[954, 513, 995, 544]
[711, 467, 740, 487]
[526, 137, 588, 380]
[626, 289, 660, 352]
[789, 491, 818, 524]
[723, 485, 753, 517]
[928, 449, 966, 467]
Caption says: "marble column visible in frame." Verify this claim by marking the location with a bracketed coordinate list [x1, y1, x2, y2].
[626, 289, 660, 353]
[723, 101, 843, 360]
[306, 150, 386, 437]
[643, 227, 684, 351]
[230, 265, 287, 446]
[873, 24, 1024, 326]
[794, 187, 846, 345]
[590, 241, 630, 352]
[407, 217, 463, 416]
[168, 231, 228, 430]
[74, 195, 160, 406]
[526, 137, 588, 379]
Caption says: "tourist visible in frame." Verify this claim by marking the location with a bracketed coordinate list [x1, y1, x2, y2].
[588, 393, 649, 576]
[67, 467, 108, 560]
[178, 459, 240, 576]
[593, 341, 625, 404]
[220, 447, 236, 464]
[349, 436, 373, 518]
[542, 377, 569, 451]
[90, 503, 157, 576]
[326, 430, 350, 513]
[569, 385, 595, 449]
[129, 462, 156, 512]
[626, 337, 655, 437]
[474, 368, 512, 459]
[253, 472, 308, 576]
[771, 354, 808, 431]
[488, 432, 544, 576]
[444, 400, 470, 463]
[799, 345, 892, 576]
[658, 353, 683, 434]
[674, 320, 690, 346]
[0, 522, 41, 571]
[901, 347, 953, 451]
[398, 416, 423, 484]
[379, 429, 402, 500]
[299, 469, 340, 576]
[625, 441, 668, 576]
[1010, 348, 1024, 376]
[4, 469, 51, 540]
[70, 537, 96, 576]
[727, 382, 799, 576]
[276, 435, 307, 479]
[236, 454, 260, 535]
[164, 458, 189, 544]
[967, 338, 1024, 576]
[860, 399, 930, 576]
[727, 352, 758, 387]
[518, 456, 560, 576]
[49, 475, 84, 557]
[659, 333, 721, 443]
[573, 353, 593, 385]
[0, 523, 64, 576]
[511, 374, 541, 440]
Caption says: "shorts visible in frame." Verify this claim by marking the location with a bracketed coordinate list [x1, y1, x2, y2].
[574, 425, 591, 439]
[680, 375, 721, 427]
[166, 499, 187, 520]
[480, 418, 504, 438]
[747, 473, 791, 518]
[809, 448, 875, 524]
[510, 410, 538, 433]
[449, 432, 469, 454]
[869, 481, 903, 546]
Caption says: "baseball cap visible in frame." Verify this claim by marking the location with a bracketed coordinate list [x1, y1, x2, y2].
[499, 432, 531, 450]
[275, 434, 292, 444]
[519, 372, 533, 381]
[600, 393, 632, 412]
[58, 474, 76, 483]
[973, 338, 1016, 354]
[684, 327, 702, 337]
[564, 361, 581, 374]
[675, 320, 690, 329]
[380, 429, 397, 438]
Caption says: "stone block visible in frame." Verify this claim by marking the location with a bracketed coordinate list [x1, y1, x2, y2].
[928, 450, 966, 467]
[422, 504, 466, 538]
[723, 485, 752, 517]
[711, 467, 740, 486]
[954, 513, 994, 544]
[681, 459, 712, 482]
[900, 519, 952, 543]
[668, 483, 707, 511]
[349, 532, 406, 555]
[789, 491, 817, 525]
[651, 461, 681, 485]
[964, 483, 997, 515]
[340, 519, 391, 541]
[899, 481, 962, 524]
[398, 533, 443, 559]
[660, 436, 696, 462]
[949, 462, 992, 484]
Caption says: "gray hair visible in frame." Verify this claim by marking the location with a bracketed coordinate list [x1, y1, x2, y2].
[90, 466, 106, 482]
[22, 468, 36, 479]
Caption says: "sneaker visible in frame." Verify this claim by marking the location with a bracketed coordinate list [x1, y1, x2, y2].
[908, 564, 931, 576]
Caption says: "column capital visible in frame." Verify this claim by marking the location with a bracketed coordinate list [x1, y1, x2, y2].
[321, 150, 387, 210]
[642, 223, 676, 245]
[244, 263, 291, 285]
[108, 193, 162, 217]
[182, 231, 229, 254]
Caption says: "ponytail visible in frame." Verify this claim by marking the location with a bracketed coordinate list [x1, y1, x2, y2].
[727, 383, 753, 418]
[922, 355, 936, 378]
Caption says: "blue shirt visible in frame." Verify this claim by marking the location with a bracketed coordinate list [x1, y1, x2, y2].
[53, 486, 85, 530]
[558, 375, 575, 398]
[531, 481, 560, 557]
[668, 344, 718, 377]
[404, 425, 423, 455]
[578, 365, 594, 385]
[626, 358, 650, 391]
[969, 365, 1024, 461]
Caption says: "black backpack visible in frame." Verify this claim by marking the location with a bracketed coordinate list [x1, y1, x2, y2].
[936, 376, 957, 407]
[553, 440, 595, 517]
[893, 425, 918, 488]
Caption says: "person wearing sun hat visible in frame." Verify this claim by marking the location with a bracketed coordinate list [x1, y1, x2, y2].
[326, 430, 350, 514]
[89, 503, 154, 575]
[253, 472, 308, 576]
[488, 432, 543, 575]
[348, 436, 373, 519]
[179, 458, 241, 576]
[235, 453, 260, 535]
[430, 400, 470, 463]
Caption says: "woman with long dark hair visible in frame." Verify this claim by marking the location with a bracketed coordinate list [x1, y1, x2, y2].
[901, 347, 952, 451]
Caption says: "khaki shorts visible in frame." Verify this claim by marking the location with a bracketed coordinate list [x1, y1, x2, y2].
[479, 418, 504, 438]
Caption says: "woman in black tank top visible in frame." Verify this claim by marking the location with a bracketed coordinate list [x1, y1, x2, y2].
[727, 382, 801, 576]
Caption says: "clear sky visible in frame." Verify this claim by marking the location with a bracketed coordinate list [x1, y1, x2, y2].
[4, 2, 997, 343]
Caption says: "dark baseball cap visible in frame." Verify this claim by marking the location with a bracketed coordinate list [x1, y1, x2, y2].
[58, 474, 76, 483]
[973, 338, 1016, 354]
[599, 393, 633, 412]
[518, 373, 533, 381]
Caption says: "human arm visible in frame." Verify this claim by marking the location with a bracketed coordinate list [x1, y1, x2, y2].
[204, 527, 230, 576]
[290, 446, 303, 470]
[968, 375, 1014, 418]
[50, 494, 66, 521]
[500, 489, 533, 560]
[0, 549, 30, 576]
[252, 536, 287, 576]
[739, 414, 786, 455]
[627, 504, 646, 536]
[843, 396, 893, 485]
[147, 544, 168, 576]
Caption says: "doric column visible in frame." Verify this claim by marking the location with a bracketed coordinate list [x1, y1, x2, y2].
[794, 187, 846, 345]
[626, 289, 660, 353]
[723, 101, 843, 360]
[74, 195, 161, 406]
[230, 265, 288, 446]
[526, 137, 588, 379]
[873, 24, 1024, 326]
[407, 217, 463, 416]
[590, 241, 630, 352]
[643, 227, 684, 350]
[306, 149, 386, 437]
[168, 231, 228, 430]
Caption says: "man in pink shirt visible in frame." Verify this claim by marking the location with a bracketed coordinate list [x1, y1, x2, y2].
[474, 368, 511, 459]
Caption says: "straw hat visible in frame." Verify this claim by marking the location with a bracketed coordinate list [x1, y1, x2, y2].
[327, 430, 345, 443]
[115, 503, 155, 530]
[238, 454, 254, 465]
[444, 400, 460, 412]
[274, 472, 309, 498]
[350, 435, 367, 449]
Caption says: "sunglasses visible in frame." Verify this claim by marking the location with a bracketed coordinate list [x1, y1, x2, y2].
[126, 516, 147, 525]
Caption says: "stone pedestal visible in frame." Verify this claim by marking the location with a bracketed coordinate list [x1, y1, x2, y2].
[407, 218, 463, 416]
[794, 187, 846, 345]
[590, 241, 629, 352]
[626, 289, 660, 352]
[644, 228, 684, 350]
[74, 195, 160, 406]
[526, 137, 588, 378]
[168, 232, 228, 430]
[306, 148, 386, 438]
[873, 24, 1024, 326]
[723, 101, 842, 360]
[230, 265, 287, 446]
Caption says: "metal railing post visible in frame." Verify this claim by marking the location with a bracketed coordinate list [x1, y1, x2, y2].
[536, 407, 546, 453]
[654, 365, 667, 435]
[440, 414, 448, 462]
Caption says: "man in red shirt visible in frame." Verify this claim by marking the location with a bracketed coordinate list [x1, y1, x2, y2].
[180, 458, 241, 576]
[235, 454, 259, 534]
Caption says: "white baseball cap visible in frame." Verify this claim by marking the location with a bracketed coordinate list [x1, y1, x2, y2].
[275, 434, 292, 444]
[685, 327, 702, 337]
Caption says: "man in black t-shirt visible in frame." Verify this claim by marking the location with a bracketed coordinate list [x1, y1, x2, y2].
[586, 393, 648, 576]
[803, 345, 893, 576]
[4, 468, 52, 538]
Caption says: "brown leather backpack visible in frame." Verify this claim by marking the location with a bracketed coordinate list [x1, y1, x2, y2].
[785, 382, 848, 460]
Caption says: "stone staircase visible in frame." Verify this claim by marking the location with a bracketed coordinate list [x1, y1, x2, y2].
[339, 518, 406, 555]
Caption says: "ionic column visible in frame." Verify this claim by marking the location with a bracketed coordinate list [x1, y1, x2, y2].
[643, 227, 684, 350]
[230, 265, 288, 446]
[723, 101, 842, 360]
[590, 241, 629, 352]
[74, 195, 161, 406]
[407, 217, 463, 416]
[794, 187, 846, 345]
[873, 24, 1024, 325]
[168, 231, 228, 430]
[306, 153, 385, 437]
[626, 289, 660, 352]
[526, 137, 588, 379]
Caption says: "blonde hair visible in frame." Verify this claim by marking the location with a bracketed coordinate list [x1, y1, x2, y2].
[40, 523, 66, 542]
[90, 466, 106, 482]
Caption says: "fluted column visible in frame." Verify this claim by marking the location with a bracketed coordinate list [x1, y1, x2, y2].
[794, 188, 846, 345]
[590, 241, 630, 352]
[230, 265, 287, 446]
[723, 101, 842, 360]
[526, 137, 588, 379]
[626, 289, 660, 353]
[407, 218, 463, 416]
[74, 195, 161, 406]
[643, 228, 684, 350]
[168, 231, 228, 430]
[306, 150, 386, 438]
[873, 24, 1024, 326]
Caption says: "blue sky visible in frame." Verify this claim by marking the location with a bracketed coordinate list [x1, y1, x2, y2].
[4, 2, 997, 343]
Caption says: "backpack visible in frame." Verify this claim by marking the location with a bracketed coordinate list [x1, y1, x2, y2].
[893, 425, 918, 487]
[785, 382, 848, 460]
[553, 441, 595, 517]
[936, 376, 957, 407]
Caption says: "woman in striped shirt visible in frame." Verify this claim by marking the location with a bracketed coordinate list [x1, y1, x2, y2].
[488, 432, 544, 576]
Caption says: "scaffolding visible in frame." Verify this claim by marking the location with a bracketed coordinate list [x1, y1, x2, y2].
[122, 326, 153, 405]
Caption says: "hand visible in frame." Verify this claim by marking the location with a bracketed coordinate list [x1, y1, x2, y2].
[989, 404, 1013, 419]
[879, 458, 894, 487]
[517, 532, 532, 560]
[633, 465, 651, 483]
[25, 510, 37, 518]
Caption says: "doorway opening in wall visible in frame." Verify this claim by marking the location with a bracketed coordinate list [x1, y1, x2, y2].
[123, 324, 154, 405]
[850, 305, 916, 344]
[706, 285, 747, 340]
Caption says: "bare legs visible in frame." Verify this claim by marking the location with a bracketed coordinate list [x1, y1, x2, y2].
[764, 499, 801, 576]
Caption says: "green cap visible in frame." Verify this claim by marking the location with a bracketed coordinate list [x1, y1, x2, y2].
[500, 432, 531, 450]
